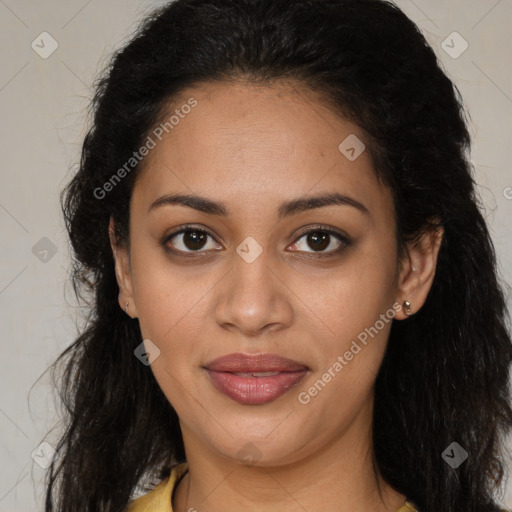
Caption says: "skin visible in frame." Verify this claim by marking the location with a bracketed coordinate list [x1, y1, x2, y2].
[110, 79, 444, 512]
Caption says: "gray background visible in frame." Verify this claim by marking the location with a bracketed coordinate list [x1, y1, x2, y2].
[0, 0, 511, 510]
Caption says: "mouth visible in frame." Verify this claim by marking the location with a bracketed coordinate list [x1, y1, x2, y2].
[203, 353, 309, 405]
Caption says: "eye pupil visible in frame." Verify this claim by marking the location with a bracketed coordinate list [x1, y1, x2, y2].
[307, 232, 329, 251]
[184, 230, 207, 250]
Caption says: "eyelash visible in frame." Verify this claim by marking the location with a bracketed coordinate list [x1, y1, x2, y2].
[161, 223, 352, 259]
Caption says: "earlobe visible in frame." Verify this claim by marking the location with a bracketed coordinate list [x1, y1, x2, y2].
[394, 224, 444, 320]
[109, 217, 138, 318]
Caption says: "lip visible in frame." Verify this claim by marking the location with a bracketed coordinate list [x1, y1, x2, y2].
[204, 353, 309, 405]
[205, 353, 308, 373]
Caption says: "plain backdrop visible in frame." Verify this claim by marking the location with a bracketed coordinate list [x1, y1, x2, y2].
[0, 0, 511, 510]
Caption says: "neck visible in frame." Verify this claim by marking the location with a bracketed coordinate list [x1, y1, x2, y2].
[173, 397, 406, 512]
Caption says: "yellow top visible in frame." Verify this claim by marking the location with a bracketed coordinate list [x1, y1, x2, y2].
[125, 462, 420, 512]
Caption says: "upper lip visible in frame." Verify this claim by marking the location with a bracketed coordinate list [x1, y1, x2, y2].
[204, 353, 309, 372]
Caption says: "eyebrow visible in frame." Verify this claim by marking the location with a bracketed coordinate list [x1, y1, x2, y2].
[148, 192, 370, 219]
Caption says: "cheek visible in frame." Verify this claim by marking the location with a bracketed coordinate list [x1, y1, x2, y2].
[129, 253, 207, 408]
[307, 243, 396, 337]
[129, 241, 208, 340]
[300, 241, 397, 389]
[296, 316, 393, 435]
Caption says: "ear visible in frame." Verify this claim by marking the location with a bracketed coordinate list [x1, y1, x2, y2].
[394, 223, 444, 320]
[109, 216, 138, 318]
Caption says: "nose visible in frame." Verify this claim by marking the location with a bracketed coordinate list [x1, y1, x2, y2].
[214, 245, 294, 337]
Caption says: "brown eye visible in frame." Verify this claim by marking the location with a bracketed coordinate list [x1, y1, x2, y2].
[182, 230, 207, 250]
[290, 227, 351, 255]
[163, 227, 222, 254]
[306, 232, 330, 251]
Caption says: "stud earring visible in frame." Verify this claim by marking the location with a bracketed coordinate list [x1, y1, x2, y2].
[403, 300, 412, 316]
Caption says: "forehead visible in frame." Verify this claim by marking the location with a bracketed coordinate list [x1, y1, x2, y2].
[132, 80, 392, 221]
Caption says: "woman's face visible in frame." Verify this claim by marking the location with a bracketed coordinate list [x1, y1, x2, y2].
[113, 80, 420, 466]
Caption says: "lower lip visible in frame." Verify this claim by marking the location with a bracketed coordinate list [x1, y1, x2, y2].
[206, 370, 308, 405]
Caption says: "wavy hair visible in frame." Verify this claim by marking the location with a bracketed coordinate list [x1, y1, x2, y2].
[45, 1, 512, 511]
